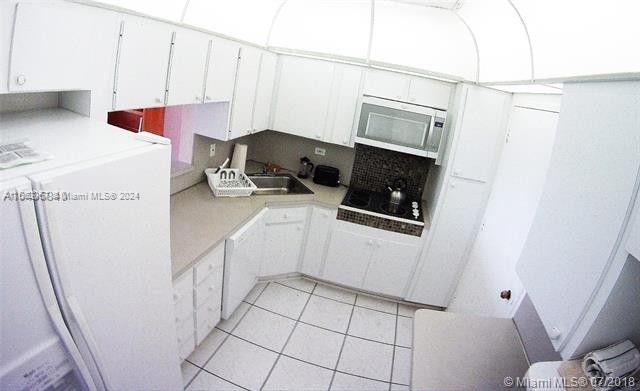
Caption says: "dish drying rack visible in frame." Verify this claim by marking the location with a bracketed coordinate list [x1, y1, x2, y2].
[205, 168, 257, 197]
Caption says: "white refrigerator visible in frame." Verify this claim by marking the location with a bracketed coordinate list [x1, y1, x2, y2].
[0, 109, 182, 390]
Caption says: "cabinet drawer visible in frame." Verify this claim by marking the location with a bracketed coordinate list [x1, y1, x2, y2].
[196, 272, 222, 306]
[196, 303, 221, 344]
[195, 244, 224, 285]
[173, 271, 194, 303]
[265, 207, 308, 224]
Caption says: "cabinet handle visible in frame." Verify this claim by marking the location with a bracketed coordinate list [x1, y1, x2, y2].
[16, 74, 27, 86]
[453, 169, 462, 176]
[366, 240, 374, 246]
[450, 181, 456, 189]
[177, 336, 182, 343]
[155, 97, 163, 103]
[315, 134, 322, 139]
[410, 97, 416, 102]
[343, 139, 348, 145]
[375, 242, 381, 248]
[208, 264, 214, 270]
[208, 285, 215, 291]
[173, 293, 180, 301]
[195, 95, 201, 101]
[296, 225, 302, 231]
[283, 213, 289, 219]
[205, 95, 212, 101]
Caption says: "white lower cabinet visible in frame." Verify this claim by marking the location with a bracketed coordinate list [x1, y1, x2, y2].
[323, 221, 421, 297]
[363, 237, 420, 297]
[194, 245, 224, 344]
[173, 243, 224, 359]
[261, 207, 308, 277]
[223, 210, 266, 319]
[172, 271, 195, 360]
[301, 207, 337, 278]
[324, 228, 373, 288]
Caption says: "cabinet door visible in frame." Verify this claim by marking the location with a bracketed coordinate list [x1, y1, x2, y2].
[223, 211, 265, 319]
[229, 46, 261, 140]
[325, 64, 362, 146]
[450, 86, 510, 183]
[408, 179, 487, 307]
[408, 77, 453, 110]
[9, 2, 120, 94]
[204, 38, 240, 103]
[114, 16, 173, 110]
[363, 69, 410, 101]
[252, 52, 278, 133]
[262, 222, 306, 276]
[273, 56, 335, 141]
[364, 239, 419, 298]
[323, 228, 373, 289]
[301, 207, 337, 277]
[166, 29, 209, 106]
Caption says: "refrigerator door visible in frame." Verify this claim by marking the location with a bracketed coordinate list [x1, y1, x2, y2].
[29, 145, 182, 390]
[1, 178, 95, 390]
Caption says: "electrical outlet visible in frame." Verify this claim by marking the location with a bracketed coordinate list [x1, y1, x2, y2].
[314, 147, 326, 156]
[209, 144, 216, 157]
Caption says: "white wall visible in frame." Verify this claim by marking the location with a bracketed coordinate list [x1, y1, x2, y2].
[448, 93, 561, 318]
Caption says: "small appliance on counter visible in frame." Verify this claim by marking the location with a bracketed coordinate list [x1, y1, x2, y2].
[297, 156, 314, 179]
[313, 165, 340, 187]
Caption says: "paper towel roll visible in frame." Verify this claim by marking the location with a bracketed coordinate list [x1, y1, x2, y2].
[230, 144, 248, 172]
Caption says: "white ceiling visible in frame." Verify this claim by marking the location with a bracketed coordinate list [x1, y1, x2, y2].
[90, 0, 640, 83]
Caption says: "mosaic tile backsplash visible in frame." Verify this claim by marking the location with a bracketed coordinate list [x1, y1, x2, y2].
[349, 144, 430, 199]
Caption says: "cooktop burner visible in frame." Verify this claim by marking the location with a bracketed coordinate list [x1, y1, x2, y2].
[340, 187, 423, 223]
[379, 202, 406, 216]
[346, 189, 371, 207]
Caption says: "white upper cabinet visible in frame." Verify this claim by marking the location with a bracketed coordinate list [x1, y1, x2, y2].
[364, 69, 452, 109]
[114, 16, 173, 110]
[204, 38, 240, 103]
[450, 85, 510, 183]
[408, 77, 452, 109]
[9, 2, 120, 95]
[166, 29, 209, 106]
[325, 64, 363, 147]
[273, 56, 335, 141]
[252, 52, 278, 133]
[229, 46, 261, 140]
[363, 69, 410, 101]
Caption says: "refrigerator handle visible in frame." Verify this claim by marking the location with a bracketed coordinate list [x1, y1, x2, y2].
[66, 296, 112, 391]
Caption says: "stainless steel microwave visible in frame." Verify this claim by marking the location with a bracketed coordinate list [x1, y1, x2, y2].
[355, 96, 447, 163]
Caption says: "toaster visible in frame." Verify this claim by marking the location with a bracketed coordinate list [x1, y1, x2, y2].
[313, 165, 340, 187]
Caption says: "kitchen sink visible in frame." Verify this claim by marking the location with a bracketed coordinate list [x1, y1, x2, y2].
[248, 173, 314, 195]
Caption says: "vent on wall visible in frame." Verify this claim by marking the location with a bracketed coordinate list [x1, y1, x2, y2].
[393, 0, 464, 10]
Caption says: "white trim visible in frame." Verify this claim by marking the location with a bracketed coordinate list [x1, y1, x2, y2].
[338, 205, 425, 227]
[366, 0, 375, 65]
[265, 0, 288, 47]
[453, 11, 479, 83]
[507, 0, 535, 82]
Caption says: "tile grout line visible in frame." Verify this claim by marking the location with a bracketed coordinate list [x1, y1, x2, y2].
[211, 319, 410, 386]
[388, 302, 400, 391]
[273, 280, 418, 318]
[184, 282, 270, 390]
[243, 300, 410, 348]
[259, 282, 318, 390]
[328, 293, 358, 390]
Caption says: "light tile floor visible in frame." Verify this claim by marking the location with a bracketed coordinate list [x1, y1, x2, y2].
[182, 277, 424, 391]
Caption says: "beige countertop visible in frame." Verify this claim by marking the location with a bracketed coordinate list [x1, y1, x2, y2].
[170, 172, 348, 278]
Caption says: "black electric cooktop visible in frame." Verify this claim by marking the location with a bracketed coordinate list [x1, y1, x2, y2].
[340, 188, 423, 223]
